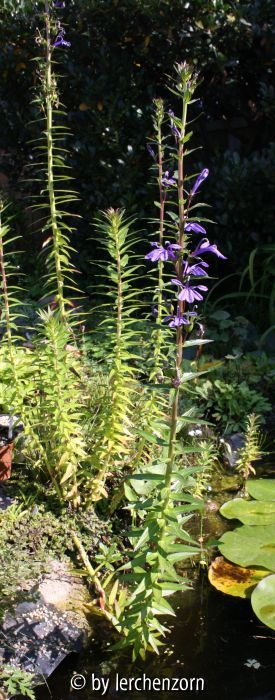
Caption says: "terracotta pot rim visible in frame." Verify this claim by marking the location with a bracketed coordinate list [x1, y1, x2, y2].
[0, 441, 13, 480]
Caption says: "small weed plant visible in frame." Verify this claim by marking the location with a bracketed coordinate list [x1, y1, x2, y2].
[235, 414, 264, 484]
[0, 665, 35, 700]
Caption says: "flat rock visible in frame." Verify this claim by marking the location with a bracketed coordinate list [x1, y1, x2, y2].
[220, 433, 245, 468]
[0, 559, 90, 682]
[0, 485, 15, 511]
[39, 560, 88, 611]
[0, 600, 85, 679]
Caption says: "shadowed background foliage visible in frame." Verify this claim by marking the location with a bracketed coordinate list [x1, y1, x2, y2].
[0, 0, 275, 315]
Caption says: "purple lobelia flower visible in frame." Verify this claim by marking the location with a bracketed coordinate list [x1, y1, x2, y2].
[171, 278, 208, 303]
[162, 170, 176, 187]
[164, 306, 197, 327]
[53, 28, 71, 47]
[183, 260, 209, 277]
[191, 238, 227, 260]
[145, 241, 181, 262]
[191, 168, 209, 196]
[53, 1, 65, 7]
[185, 221, 206, 234]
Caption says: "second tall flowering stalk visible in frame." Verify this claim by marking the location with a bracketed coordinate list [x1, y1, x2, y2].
[146, 63, 226, 506]
[105, 64, 227, 660]
[34, 0, 78, 323]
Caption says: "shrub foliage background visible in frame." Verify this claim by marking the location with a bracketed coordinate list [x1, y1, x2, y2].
[0, 0, 275, 297]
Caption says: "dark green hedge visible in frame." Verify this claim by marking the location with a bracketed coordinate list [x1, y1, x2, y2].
[0, 0, 275, 276]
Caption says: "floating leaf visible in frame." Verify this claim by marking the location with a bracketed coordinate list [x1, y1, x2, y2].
[209, 556, 270, 598]
[220, 498, 275, 526]
[251, 574, 275, 630]
[218, 524, 275, 571]
[247, 479, 275, 502]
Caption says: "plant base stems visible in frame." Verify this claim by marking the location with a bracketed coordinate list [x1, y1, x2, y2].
[71, 530, 121, 630]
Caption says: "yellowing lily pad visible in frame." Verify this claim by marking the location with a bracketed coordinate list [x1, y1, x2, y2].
[209, 556, 271, 598]
[218, 524, 275, 571]
[220, 498, 275, 525]
[251, 574, 275, 631]
[247, 479, 275, 502]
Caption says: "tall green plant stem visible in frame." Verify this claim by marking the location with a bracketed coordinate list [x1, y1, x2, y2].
[128, 106, 167, 481]
[94, 214, 124, 495]
[153, 102, 165, 377]
[44, 0, 66, 322]
[116, 225, 123, 351]
[0, 206, 14, 366]
[71, 530, 121, 629]
[52, 325, 78, 504]
[176, 99, 187, 369]
[165, 98, 188, 496]
[165, 386, 179, 488]
[71, 530, 106, 599]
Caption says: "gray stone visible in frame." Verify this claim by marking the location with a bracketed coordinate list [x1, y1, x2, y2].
[33, 621, 55, 639]
[15, 602, 37, 616]
[0, 600, 86, 681]
[2, 613, 17, 631]
[0, 560, 90, 682]
[0, 486, 14, 511]
[220, 433, 245, 468]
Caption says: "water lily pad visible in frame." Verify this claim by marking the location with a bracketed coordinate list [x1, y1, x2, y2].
[247, 479, 275, 502]
[218, 524, 275, 571]
[220, 498, 275, 525]
[251, 574, 275, 630]
[209, 556, 270, 598]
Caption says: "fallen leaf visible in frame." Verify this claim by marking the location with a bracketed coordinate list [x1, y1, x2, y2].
[209, 556, 270, 598]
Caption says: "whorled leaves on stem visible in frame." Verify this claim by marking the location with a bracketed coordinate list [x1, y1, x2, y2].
[0, 201, 36, 424]
[90, 209, 144, 501]
[31, 309, 89, 506]
[28, 0, 81, 325]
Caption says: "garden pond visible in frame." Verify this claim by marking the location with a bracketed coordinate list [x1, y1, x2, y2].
[35, 566, 275, 700]
[31, 463, 275, 700]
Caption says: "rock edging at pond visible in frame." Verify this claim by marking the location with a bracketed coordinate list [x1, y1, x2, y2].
[0, 559, 91, 683]
[220, 432, 245, 468]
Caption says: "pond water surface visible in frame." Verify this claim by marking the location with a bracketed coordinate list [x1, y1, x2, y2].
[35, 579, 275, 700]
[34, 467, 275, 700]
